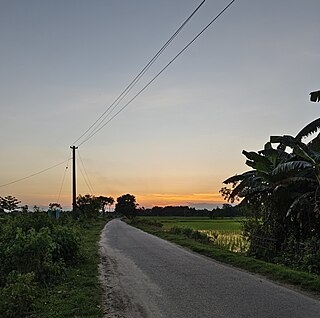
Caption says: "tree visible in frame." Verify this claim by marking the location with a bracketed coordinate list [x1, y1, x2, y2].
[0, 196, 21, 212]
[115, 194, 138, 219]
[21, 205, 29, 213]
[33, 205, 44, 213]
[76, 194, 100, 219]
[97, 196, 114, 215]
[222, 118, 320, 251]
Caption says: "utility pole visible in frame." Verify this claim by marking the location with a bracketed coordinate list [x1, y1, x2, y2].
[70, 146, 78, 218]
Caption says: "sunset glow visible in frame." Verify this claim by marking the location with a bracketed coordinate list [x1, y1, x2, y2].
[0, 1, 319, 211]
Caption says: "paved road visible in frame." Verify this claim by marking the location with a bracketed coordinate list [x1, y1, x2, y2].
[99, 219, 320, 318]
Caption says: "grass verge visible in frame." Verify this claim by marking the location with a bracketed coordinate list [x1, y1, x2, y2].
[130, 219, 320, 297]
[34, 219, 107, 318]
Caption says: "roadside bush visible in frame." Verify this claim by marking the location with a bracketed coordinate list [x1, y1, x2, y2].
[0, 214, 82, 286]
[181, 227, 193, 237]
[190, 230, 210, 243]
[7, 212, 54, 233]
[52, 225, 82, 265]
[5, 227, 64, 285]
[278, 236, 320, 274]
[169, 226, 183, 235]
[0, 271, 37, 318]
[302, 237, 320, 274]
[169, 227, 210, 244]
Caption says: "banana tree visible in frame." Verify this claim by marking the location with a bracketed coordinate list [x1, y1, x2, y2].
[222, 118, 320, 243]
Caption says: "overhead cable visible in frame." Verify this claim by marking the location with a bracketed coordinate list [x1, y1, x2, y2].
[0, 158, 71, 188]
[57, 156, 71, 203]
[73, 0, 207, 146]
[78, 0, 237, 147]
[77, 149, 95, 194]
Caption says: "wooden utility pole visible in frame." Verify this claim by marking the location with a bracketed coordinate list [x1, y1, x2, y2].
[70, 146, 78, 218]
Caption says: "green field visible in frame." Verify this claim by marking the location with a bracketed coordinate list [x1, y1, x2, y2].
[139, 216, 243, 233]
[138, 217, 247, 253]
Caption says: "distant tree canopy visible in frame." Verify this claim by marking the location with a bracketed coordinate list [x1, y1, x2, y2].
[0, 196, 21, 212]
[136, 204, 242, 218]
[76, 194, 100, 219]
[115, 194, 138, 219]
[97, 196, 114, 215]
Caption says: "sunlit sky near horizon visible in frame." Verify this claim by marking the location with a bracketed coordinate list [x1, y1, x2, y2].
[0, 0, 319, 210]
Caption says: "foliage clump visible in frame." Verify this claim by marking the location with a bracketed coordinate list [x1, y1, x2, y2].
[169, 226, 210, 244]
[0, 211, 82, 317]
[115, 194, 138, 219]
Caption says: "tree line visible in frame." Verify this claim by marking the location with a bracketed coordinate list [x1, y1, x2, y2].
[0, 194, 244, 219]
[137, 204, 243, 218]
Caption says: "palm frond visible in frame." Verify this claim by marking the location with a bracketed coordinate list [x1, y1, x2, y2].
[223, 171, 255, 184]
[286, 191, 315, 217]
[296, 118, 320, 141]
[274, 176, 317, 186]
[270, 135, 297, 149]
[271, 161, 312, 176]
[243, 150, 272, 172]
[293, 145, 316, 164]
[307, 133, 320, 152]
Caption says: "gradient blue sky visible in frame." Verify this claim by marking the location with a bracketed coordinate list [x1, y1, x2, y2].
[0, 0, 319, 209]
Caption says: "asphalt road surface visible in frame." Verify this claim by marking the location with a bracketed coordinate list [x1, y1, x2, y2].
[99, 219, 320, 318]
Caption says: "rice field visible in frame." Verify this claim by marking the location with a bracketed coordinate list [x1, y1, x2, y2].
[139, 217, 249, 253]
[143, 217, 243, 232]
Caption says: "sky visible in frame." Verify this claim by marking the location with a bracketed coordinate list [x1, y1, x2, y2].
[0, 0, 319, 210]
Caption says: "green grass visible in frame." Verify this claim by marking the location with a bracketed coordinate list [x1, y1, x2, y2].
[34, 219, 107, 318]
[131, 219, 320, 296]
[138, 216, 243, 233]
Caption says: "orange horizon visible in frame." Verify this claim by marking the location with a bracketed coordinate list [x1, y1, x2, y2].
[10, 192, 226, 210]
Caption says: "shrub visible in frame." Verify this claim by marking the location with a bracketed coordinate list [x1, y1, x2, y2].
[169, 226, 183, 235]
[181, 227, 193, 237]
[191, 230, 210, 243]
[5, 227, 65, 285]
[52, 225, 82, 265]
[0, 271, 37, 318]
[8, 212, 54, 233]
[279, 236, 320, 274]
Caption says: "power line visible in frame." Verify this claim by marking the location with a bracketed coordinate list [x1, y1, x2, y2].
[78, 149, 95, 194]
[0, 158, 71, 188]
[73, 0, 207, 146]
[57, 156, 71, 203]
[78, 0, 237, 147]
[77, 159, 93, 194]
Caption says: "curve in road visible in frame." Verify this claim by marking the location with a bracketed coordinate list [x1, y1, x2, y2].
[99, 219, 320, 318]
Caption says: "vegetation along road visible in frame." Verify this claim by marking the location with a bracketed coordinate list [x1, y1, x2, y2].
[99, 219, 320, 318]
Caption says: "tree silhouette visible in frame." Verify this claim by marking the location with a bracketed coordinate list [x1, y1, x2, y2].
[0, 196, 21, 212]
[76, 194, 100, 219]
[97, 196, 114, 215]
[115, 194, 137, 219]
